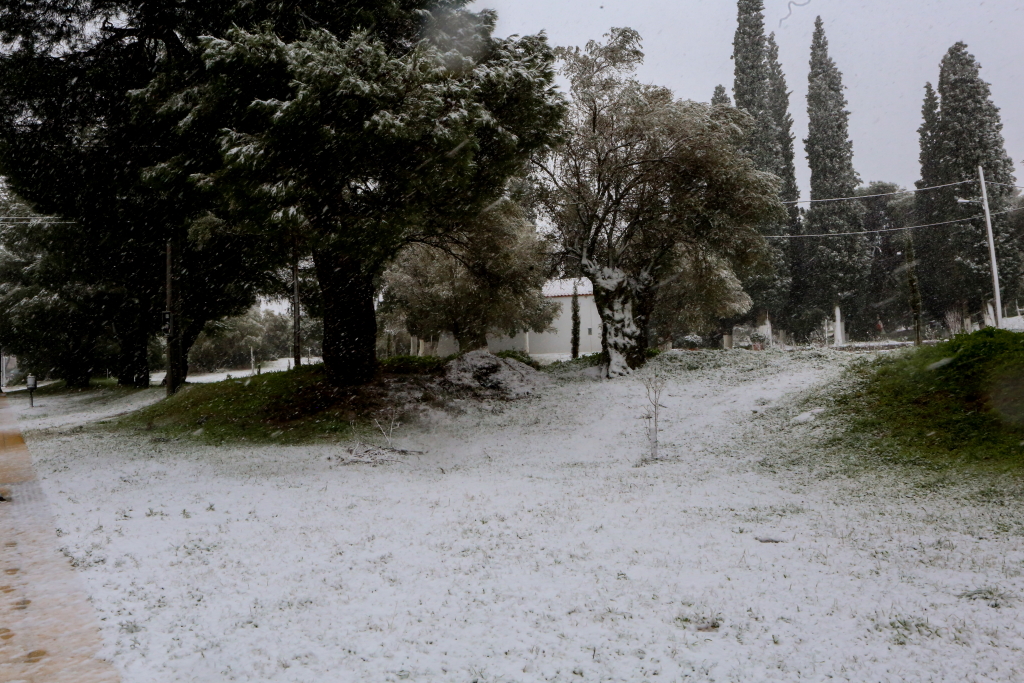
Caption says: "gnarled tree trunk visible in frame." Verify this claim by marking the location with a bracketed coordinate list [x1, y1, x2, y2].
[314, 249, 378, 386]
[585, 263, 645, 377]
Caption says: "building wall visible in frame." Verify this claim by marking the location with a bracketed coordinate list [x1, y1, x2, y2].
[487, 294, 603, 355]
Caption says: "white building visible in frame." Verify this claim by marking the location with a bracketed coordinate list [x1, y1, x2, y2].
[411, 278, 604, 357]
[488, 278, 603, 356]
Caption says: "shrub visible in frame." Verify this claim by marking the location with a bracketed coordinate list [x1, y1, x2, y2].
[378, 355, 451, 375]
[495, 349, 540, 369]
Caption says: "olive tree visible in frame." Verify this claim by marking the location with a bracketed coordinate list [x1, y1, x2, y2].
[536, 28, 783, 375]
[383, 199, 557, 351]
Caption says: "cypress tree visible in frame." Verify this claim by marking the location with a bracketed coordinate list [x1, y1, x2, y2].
[927, 43, 1018, 320]
[766, 31, 803, 330]
[730, 0, 790, 330]
[571, 283, 580, 359]
[801, 16, 869, 334]
[732, 0, 779, 173]
[914, 82, 951, 318]
[766, 33, 799, 211]
[711, 84, 732, 107]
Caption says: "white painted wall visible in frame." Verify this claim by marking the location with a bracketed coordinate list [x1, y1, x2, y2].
[488, 294, 603, 355]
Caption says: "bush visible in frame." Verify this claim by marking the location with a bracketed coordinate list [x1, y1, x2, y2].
[841, 328, 1024, 467]
[378, 355, 452, 375]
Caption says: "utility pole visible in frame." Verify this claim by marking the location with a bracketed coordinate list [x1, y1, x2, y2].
[978, 165, 1003, 328]
[165, 239, 176, 396]
[292, 254, 302, 368]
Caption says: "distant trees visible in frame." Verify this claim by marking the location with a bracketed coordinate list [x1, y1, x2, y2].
[382, 199, 557, 352]
[538, 28, 782, 375]
[189, 308, 294, 373]
[0, 191, 116, 385]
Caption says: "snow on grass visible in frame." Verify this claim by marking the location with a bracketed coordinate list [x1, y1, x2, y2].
[19, 349, 1024, 682]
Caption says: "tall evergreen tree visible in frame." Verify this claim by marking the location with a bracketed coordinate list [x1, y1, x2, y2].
[711, 84, 732, 107]
[915, 43, 1019, 322]
[800, 16, 869, 334]
[732, 0, 780, 174]
[729, 0, 791, 330]
[766, 31, 803, 328]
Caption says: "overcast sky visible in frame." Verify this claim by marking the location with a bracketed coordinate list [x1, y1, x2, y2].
[469, 0, 1024, 198]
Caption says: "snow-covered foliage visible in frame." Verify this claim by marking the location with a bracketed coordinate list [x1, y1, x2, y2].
[536, 28, 783, 376]
[444, 349, 548, 398]
[383, 198, 557, 352]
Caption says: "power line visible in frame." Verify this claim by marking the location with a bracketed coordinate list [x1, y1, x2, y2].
[781, 180, 974, 206]
[984, 180, 1024, 191]
[767, 205, 1023, 239]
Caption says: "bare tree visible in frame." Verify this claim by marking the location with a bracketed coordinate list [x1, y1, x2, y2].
[641, 371, 667, 462]
[535, 28, 783, 376]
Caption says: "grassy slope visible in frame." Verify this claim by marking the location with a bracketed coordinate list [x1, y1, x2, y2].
[119, 359, 453, 444]
[835, 328, 1024, 472]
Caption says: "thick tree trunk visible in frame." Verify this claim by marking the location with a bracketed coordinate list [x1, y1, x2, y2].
[454, 331, 488, 353]
[585, 264, 644, 377]
[314, 249, 378, 386]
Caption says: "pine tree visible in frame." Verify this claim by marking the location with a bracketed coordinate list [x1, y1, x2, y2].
[923, 43, 1019, 320]
[801, 16, 869, 334]
[711, 85, 732, 107]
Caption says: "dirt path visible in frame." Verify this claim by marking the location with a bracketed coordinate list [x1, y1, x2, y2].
[0, 395, 120, 683]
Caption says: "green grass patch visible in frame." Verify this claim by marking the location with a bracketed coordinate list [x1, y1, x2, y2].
[544, 352, 605, 372]
[838, 328, 1024, 472]
[120, 362, 442, 444]
[494, 349, 541, 370]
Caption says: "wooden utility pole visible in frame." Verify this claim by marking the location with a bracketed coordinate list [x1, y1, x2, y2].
[165, 239, 176, 396]
[292, 255, 302, 367]
[904, 233, 924, 346]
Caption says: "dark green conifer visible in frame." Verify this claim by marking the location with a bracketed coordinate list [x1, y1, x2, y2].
[711, 84, 732, 107]
[801, 16, 869, 333]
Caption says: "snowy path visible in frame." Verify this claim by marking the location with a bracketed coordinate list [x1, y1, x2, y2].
[17, 351, 1024, 682]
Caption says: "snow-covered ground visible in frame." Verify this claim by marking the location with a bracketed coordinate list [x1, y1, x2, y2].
[14, 349, 1024, 682]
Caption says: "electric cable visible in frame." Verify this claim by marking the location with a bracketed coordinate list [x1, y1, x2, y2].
[781, 180, 973, 205]
[767, 205, 1023, 239]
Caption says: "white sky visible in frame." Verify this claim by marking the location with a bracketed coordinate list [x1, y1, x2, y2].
[469, 0, 1024, 198]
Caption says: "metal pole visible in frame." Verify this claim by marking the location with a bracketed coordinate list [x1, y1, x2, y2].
[292, 255, 301, 368]
[978, 165, 1002, 328]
